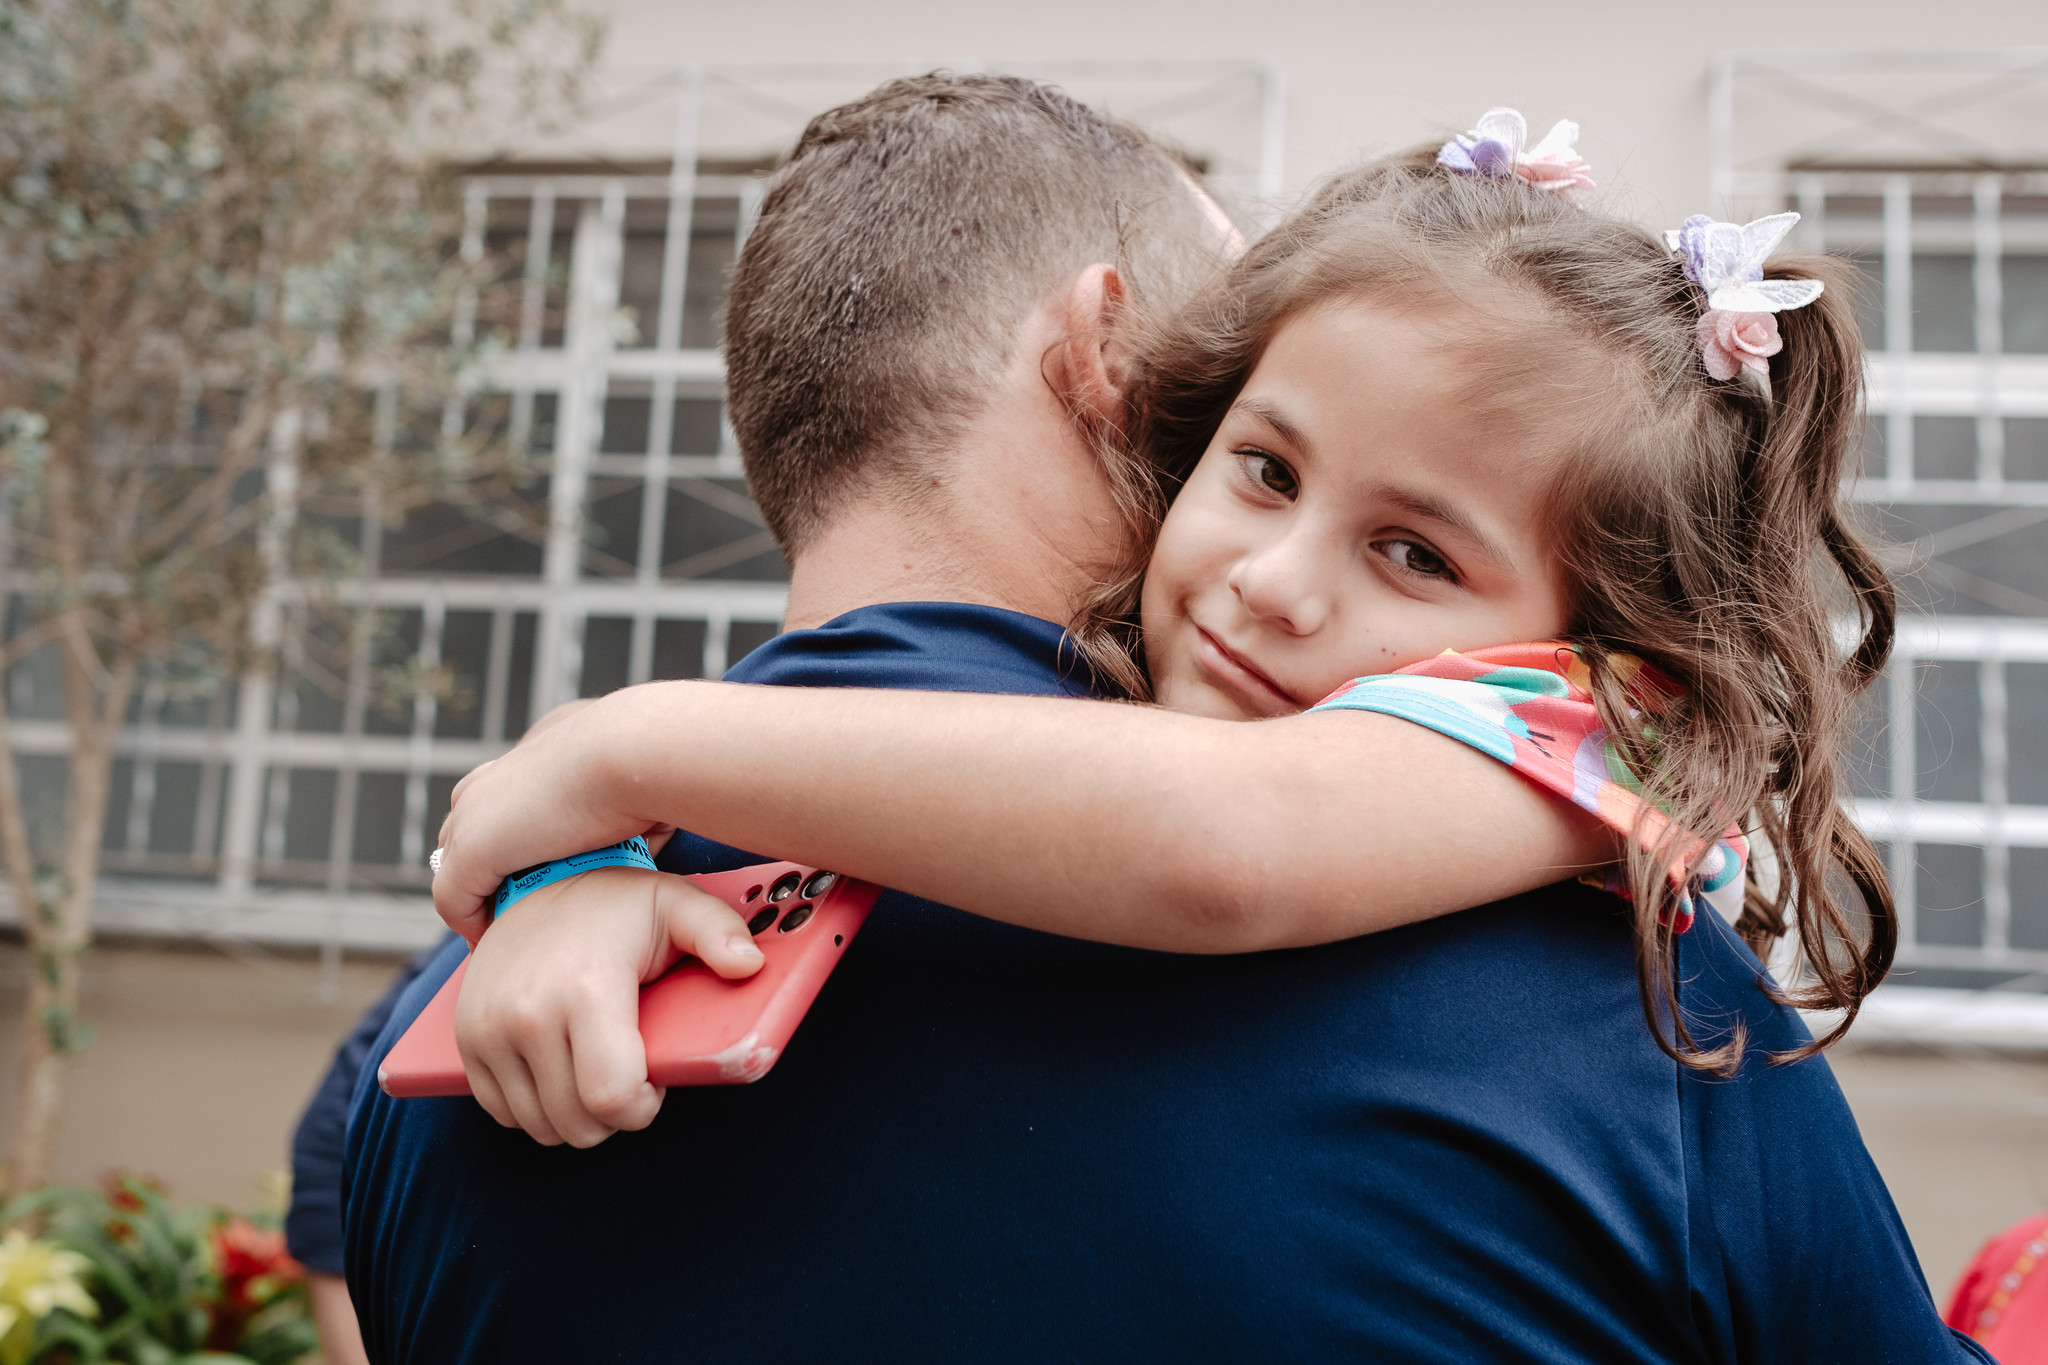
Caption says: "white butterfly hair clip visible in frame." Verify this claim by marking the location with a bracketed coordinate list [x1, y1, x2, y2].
[1437, 107, 1594, 193]
[1663, 212, 1825, 381]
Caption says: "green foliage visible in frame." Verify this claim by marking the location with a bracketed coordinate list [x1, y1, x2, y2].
[0, 1176, 315, 1364]
[0, 0, 597, 706]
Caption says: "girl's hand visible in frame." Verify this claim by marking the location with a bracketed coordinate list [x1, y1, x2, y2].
[433, 689, 668, 945]
[454, 865, 764, 1146]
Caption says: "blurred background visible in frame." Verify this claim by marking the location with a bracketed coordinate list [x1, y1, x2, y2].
[6, 0, 2048, 1309]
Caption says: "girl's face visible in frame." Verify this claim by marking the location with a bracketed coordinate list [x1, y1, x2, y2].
[1141, 295, 1572, 721]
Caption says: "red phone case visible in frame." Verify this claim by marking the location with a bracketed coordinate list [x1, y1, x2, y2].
[378, 861, 877, 1098]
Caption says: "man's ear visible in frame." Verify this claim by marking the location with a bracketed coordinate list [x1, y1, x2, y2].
[1045, 262, 1126, 430]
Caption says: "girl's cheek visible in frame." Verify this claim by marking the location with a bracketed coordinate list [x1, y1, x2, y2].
[1137, 554, 1180, 621]
[1145, 535, 1209, 613]
[1182, 514, 1252, 593]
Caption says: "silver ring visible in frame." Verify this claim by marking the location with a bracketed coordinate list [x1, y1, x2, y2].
[428, 847, 444, 876]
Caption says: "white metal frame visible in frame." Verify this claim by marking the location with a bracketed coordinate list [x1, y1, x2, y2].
[1707, 53, 2048, 1039]
[1820, 171, 2048, 986]
[1707, 49, 2048, 217]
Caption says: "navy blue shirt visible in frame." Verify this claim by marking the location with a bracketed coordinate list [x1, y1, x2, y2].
[288, 605, 1087, 1272]
[287, 940, 448, 1273]
[343, 601, 1986, 1363]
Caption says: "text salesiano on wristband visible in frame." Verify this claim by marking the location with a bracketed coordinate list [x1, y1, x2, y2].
[491, 837, 658, 916]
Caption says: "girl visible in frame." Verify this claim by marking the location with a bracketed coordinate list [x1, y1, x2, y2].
[433, 122, 1896, 1143]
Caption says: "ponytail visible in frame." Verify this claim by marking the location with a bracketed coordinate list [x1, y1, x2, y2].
[1715, 262, 1897, 1054]
[1565, 248, 1898, 1071]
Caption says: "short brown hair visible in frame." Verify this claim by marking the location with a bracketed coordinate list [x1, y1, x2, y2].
[725, 73, 1215, 551]
[1076, 150, 1897, 1073]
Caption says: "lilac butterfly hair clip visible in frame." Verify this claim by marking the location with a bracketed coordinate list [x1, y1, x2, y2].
[1437, 107, 1595, 193]
[1664, 212, 1825, 381]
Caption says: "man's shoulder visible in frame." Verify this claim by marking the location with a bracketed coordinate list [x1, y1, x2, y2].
[1408, 890, 1975, 1360]
[1337, 879, 1652, 1032]
[1661, 908, 1978, 1360]
[1672, 908, 1826, 1068]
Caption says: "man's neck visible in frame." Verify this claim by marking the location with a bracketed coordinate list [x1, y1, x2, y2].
[778, 284, 1128, 634]
[781, 491, 1093, 632]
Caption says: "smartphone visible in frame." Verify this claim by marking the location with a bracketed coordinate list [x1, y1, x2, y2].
[378, 861, 878, 1098]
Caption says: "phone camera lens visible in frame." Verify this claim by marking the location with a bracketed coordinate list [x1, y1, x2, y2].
[767, 873, 802, 903]
[799, 871, 838, 899]
[746, 906, 778, 935]
[778, 903, 815, 933]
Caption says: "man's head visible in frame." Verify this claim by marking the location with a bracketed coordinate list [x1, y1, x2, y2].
[725, 73, 1223, 553]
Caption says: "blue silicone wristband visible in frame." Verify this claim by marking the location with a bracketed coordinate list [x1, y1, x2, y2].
[491, 837, 658, 916]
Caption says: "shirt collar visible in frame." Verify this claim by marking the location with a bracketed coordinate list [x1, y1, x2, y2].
[724, 601, 1097, 698]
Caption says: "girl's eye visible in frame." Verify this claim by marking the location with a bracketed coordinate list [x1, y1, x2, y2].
[1380, 539, 1455, 582]
[1240, 451, 1298, 498]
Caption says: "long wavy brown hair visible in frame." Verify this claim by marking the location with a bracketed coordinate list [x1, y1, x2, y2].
[1068, 149, 1897, 1072]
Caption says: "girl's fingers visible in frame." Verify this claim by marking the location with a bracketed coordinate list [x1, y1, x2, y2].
[431, 843, 497, 946]
[564, 1000, 662, 1136]
[656, 880, 765, 981]
[445, 759, 493, 811]
[454, 869, 675, 1144]
[478, 1042, 566, 1147]
[552, 878, 664, 1136]
[466, 1053, 517, 1131]
[519, 1014, 621, 1149]
[458, 960, 575, 1145]
[450, 870, 751, 1145]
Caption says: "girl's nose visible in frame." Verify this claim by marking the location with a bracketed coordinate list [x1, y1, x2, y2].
[1227, 537, 1332, 637]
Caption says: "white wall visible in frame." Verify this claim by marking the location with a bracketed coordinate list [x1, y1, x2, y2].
[600, 0, 2048, 227]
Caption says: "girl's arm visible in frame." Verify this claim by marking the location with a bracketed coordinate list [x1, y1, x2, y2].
[434, 679, 1616, 953]
[438, 678, 1617, 1145]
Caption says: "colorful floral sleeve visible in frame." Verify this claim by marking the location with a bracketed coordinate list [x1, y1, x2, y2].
[1305, 643, 1746, 934]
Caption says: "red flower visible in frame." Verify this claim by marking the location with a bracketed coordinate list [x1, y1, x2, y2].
[101, 1172, 164, 1245]
[100, 1170, 164, 1213]
[204, 1218, 303, 1350]
[212, 1218, 297, 1286]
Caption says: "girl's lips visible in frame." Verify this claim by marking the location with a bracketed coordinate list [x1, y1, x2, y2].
[1193, 627, 1298, 715]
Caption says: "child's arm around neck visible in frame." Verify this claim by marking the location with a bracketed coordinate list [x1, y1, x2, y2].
[434, 674, 1620, 1146]
[434, 677, 1616, 953]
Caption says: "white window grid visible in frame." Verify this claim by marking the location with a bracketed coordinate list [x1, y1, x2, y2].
[1761, 167, 2048, 985]
[4, 60, 1282, 976]
[1865, 619, 2048, 977]
[1705, 51, 2048, 1032]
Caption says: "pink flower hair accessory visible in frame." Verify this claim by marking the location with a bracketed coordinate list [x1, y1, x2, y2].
[1438, 108, 1594, 193]
[1696, 310, 1782, 381]
[1663, 212, 1824, 381]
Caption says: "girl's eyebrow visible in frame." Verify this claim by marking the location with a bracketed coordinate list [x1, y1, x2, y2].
[1373, 485, 1520, 574]
[1231, 398, 1313, 456]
